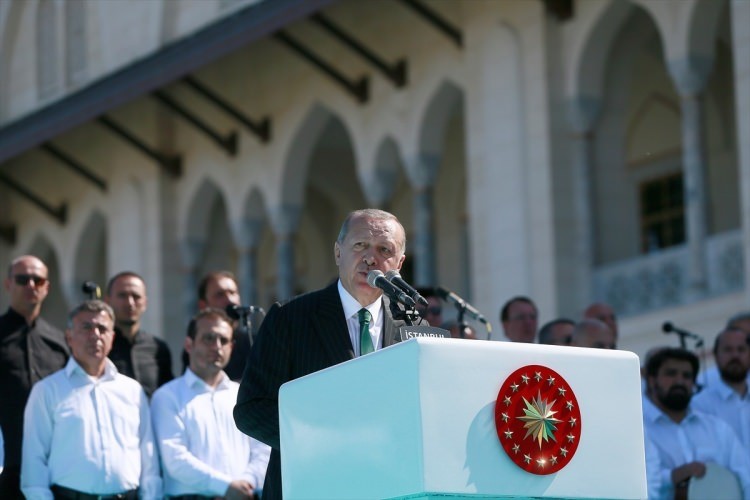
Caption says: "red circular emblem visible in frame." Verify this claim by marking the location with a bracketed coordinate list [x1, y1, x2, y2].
[494, 365, 582, 475]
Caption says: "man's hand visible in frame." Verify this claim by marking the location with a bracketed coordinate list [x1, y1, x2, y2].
[225, 479, 255, 499]
[672, 462, 706, 500]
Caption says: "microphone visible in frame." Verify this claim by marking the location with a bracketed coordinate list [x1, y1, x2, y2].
[662, 321, 704, 347]
[385, 270, 429, 307]
[367, 270, 416, 308]
[226, 304, 264, 320]
[81, 281, 101, 299]
[436, 286, 491, 330]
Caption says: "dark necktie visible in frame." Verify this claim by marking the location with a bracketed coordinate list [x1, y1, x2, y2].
[358, 308, 374, 356]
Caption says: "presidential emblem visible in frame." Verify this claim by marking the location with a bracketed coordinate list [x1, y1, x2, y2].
[494, 365, 582, 475]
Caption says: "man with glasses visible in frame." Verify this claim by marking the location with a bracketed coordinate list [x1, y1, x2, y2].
[416, 287, 443, 327]
[500, 296, 538, 343]
[0, 255, 69, 499]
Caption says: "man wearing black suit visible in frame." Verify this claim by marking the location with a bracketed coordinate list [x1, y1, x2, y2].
[234, 208, 410, 500]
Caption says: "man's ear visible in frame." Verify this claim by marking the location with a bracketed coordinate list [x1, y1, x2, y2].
[184, 337, 194, 355]
[334, 242, 341, 266]
[198, 299, 207, 310]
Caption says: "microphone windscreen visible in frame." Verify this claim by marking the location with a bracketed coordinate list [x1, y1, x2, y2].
[225, 304, 240, 320]
[662, 322, 673, 333]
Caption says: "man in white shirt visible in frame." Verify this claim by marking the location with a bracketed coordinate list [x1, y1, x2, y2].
[21, 300, 161, 500]
[151, 308, 270, 499]
[692, 328, 750, 450]
[643, 347, 750, 500]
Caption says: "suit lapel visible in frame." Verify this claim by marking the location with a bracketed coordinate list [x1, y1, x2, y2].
[311, 282, 355, 365]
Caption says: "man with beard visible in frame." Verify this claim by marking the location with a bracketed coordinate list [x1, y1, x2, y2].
[692, 328, 750, 450]
[643, 347, 750, 500]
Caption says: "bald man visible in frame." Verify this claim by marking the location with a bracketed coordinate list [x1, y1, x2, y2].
[571, 318, 616, 349]
[1, 256, 69, 498]
[583, 302, 618, 339]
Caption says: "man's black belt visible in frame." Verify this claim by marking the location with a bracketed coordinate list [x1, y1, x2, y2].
[51, 484, 138, 500]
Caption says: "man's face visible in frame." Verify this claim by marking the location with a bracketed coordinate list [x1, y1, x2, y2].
[200, 277, 240, 310]
[417, 296, 442, 326]
[649, 358, 695, 412]
[585, 303, 617, 336]
[106, 276, 147, 326]
[4, 256, 50, 315]
[716, 330, 750, 383]
[186, 316, 234, 379]
[547, 323, 574, 346]
[65, 310, 115, 370]
[503, 301, 538, 343]
[334, 215, 405, 306]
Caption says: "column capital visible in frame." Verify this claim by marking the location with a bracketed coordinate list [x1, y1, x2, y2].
[566, 96, 602, 135]
[269, 204, 302, 236]
[405, 153, 440, 191]
[667, 55, 714, 98]
[230, 215, 265, 249]
[179, 238, 205, 270]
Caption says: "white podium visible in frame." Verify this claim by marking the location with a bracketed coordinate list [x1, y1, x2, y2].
[279, 338, 646, 499]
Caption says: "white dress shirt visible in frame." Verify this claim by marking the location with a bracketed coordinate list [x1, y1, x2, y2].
[21, 357, 161, 500]
[691, 378, 750, 452]
[642, 396, 750, 500]
[338, 280, 384, 357]
[150, 368, 271, 497]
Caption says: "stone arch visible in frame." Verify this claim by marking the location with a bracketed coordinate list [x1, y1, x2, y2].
[365, 136, 404, 207]
[72, 210, 108, 301]
[414, 80, 464, 187]
[182, 177, 234, 277]
[567, 1, 636, 110]
[25, 234, 68, 328]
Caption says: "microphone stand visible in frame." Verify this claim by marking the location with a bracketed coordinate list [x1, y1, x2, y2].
[388, 300, 422, 326]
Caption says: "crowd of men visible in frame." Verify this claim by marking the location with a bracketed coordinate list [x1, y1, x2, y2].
[1, 208, 749, 499]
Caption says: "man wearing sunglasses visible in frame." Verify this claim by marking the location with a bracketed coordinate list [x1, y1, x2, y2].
[0, 255, 69, 499]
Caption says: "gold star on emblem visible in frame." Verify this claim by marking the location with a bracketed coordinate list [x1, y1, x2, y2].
[510, 383, 519, 392]
[524, 454, 531, 464]
[566, 400, 574, 410]
[547, 376, 555, 386]
[550, 455, 558, 465]
[534, 371, 542, 382]
[504, 429, 514, 439]
[501, 412, 509, 422]
[569, 417, 577, 427]
[536, 458, 546, 468]
[567, 433, 575, 443]
[521, 374, 530, 384]
[512, 443, 520, 454]
[560, 447, 568, 457]
[504, 396, 512, 406]
[558, 387, 567, 396]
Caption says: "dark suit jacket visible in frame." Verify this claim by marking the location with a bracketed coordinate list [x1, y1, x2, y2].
[234, 281, 405, 500]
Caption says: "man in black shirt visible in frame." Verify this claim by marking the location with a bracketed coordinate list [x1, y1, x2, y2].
[0, 255, 68, 498]
[105, 271, 173, 397]
[197, 271, 261, 381]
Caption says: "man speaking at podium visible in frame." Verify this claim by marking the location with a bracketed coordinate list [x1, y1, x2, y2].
[235, 209, 411, 500]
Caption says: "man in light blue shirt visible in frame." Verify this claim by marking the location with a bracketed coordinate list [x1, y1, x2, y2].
[151, 308, 270, 499]
[21, 300, 161, 499]
[643, 347, 750, 500]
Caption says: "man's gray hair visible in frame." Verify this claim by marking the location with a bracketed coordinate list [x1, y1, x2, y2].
[336, 209, 406, 252]
[67, 300, 115, 329]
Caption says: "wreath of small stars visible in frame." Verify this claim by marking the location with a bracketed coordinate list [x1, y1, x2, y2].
[494, 365, 582, 475]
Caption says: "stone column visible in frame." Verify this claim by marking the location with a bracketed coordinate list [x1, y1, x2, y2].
[235, 216, 264, 306]
[731, 0, 750, 303]
[564, 96, 602, 312]
[667, 56, 714, 294]
[270, 204, 301, 302]
[408, 155, 439, 287]
[179, 239, 205, 319]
